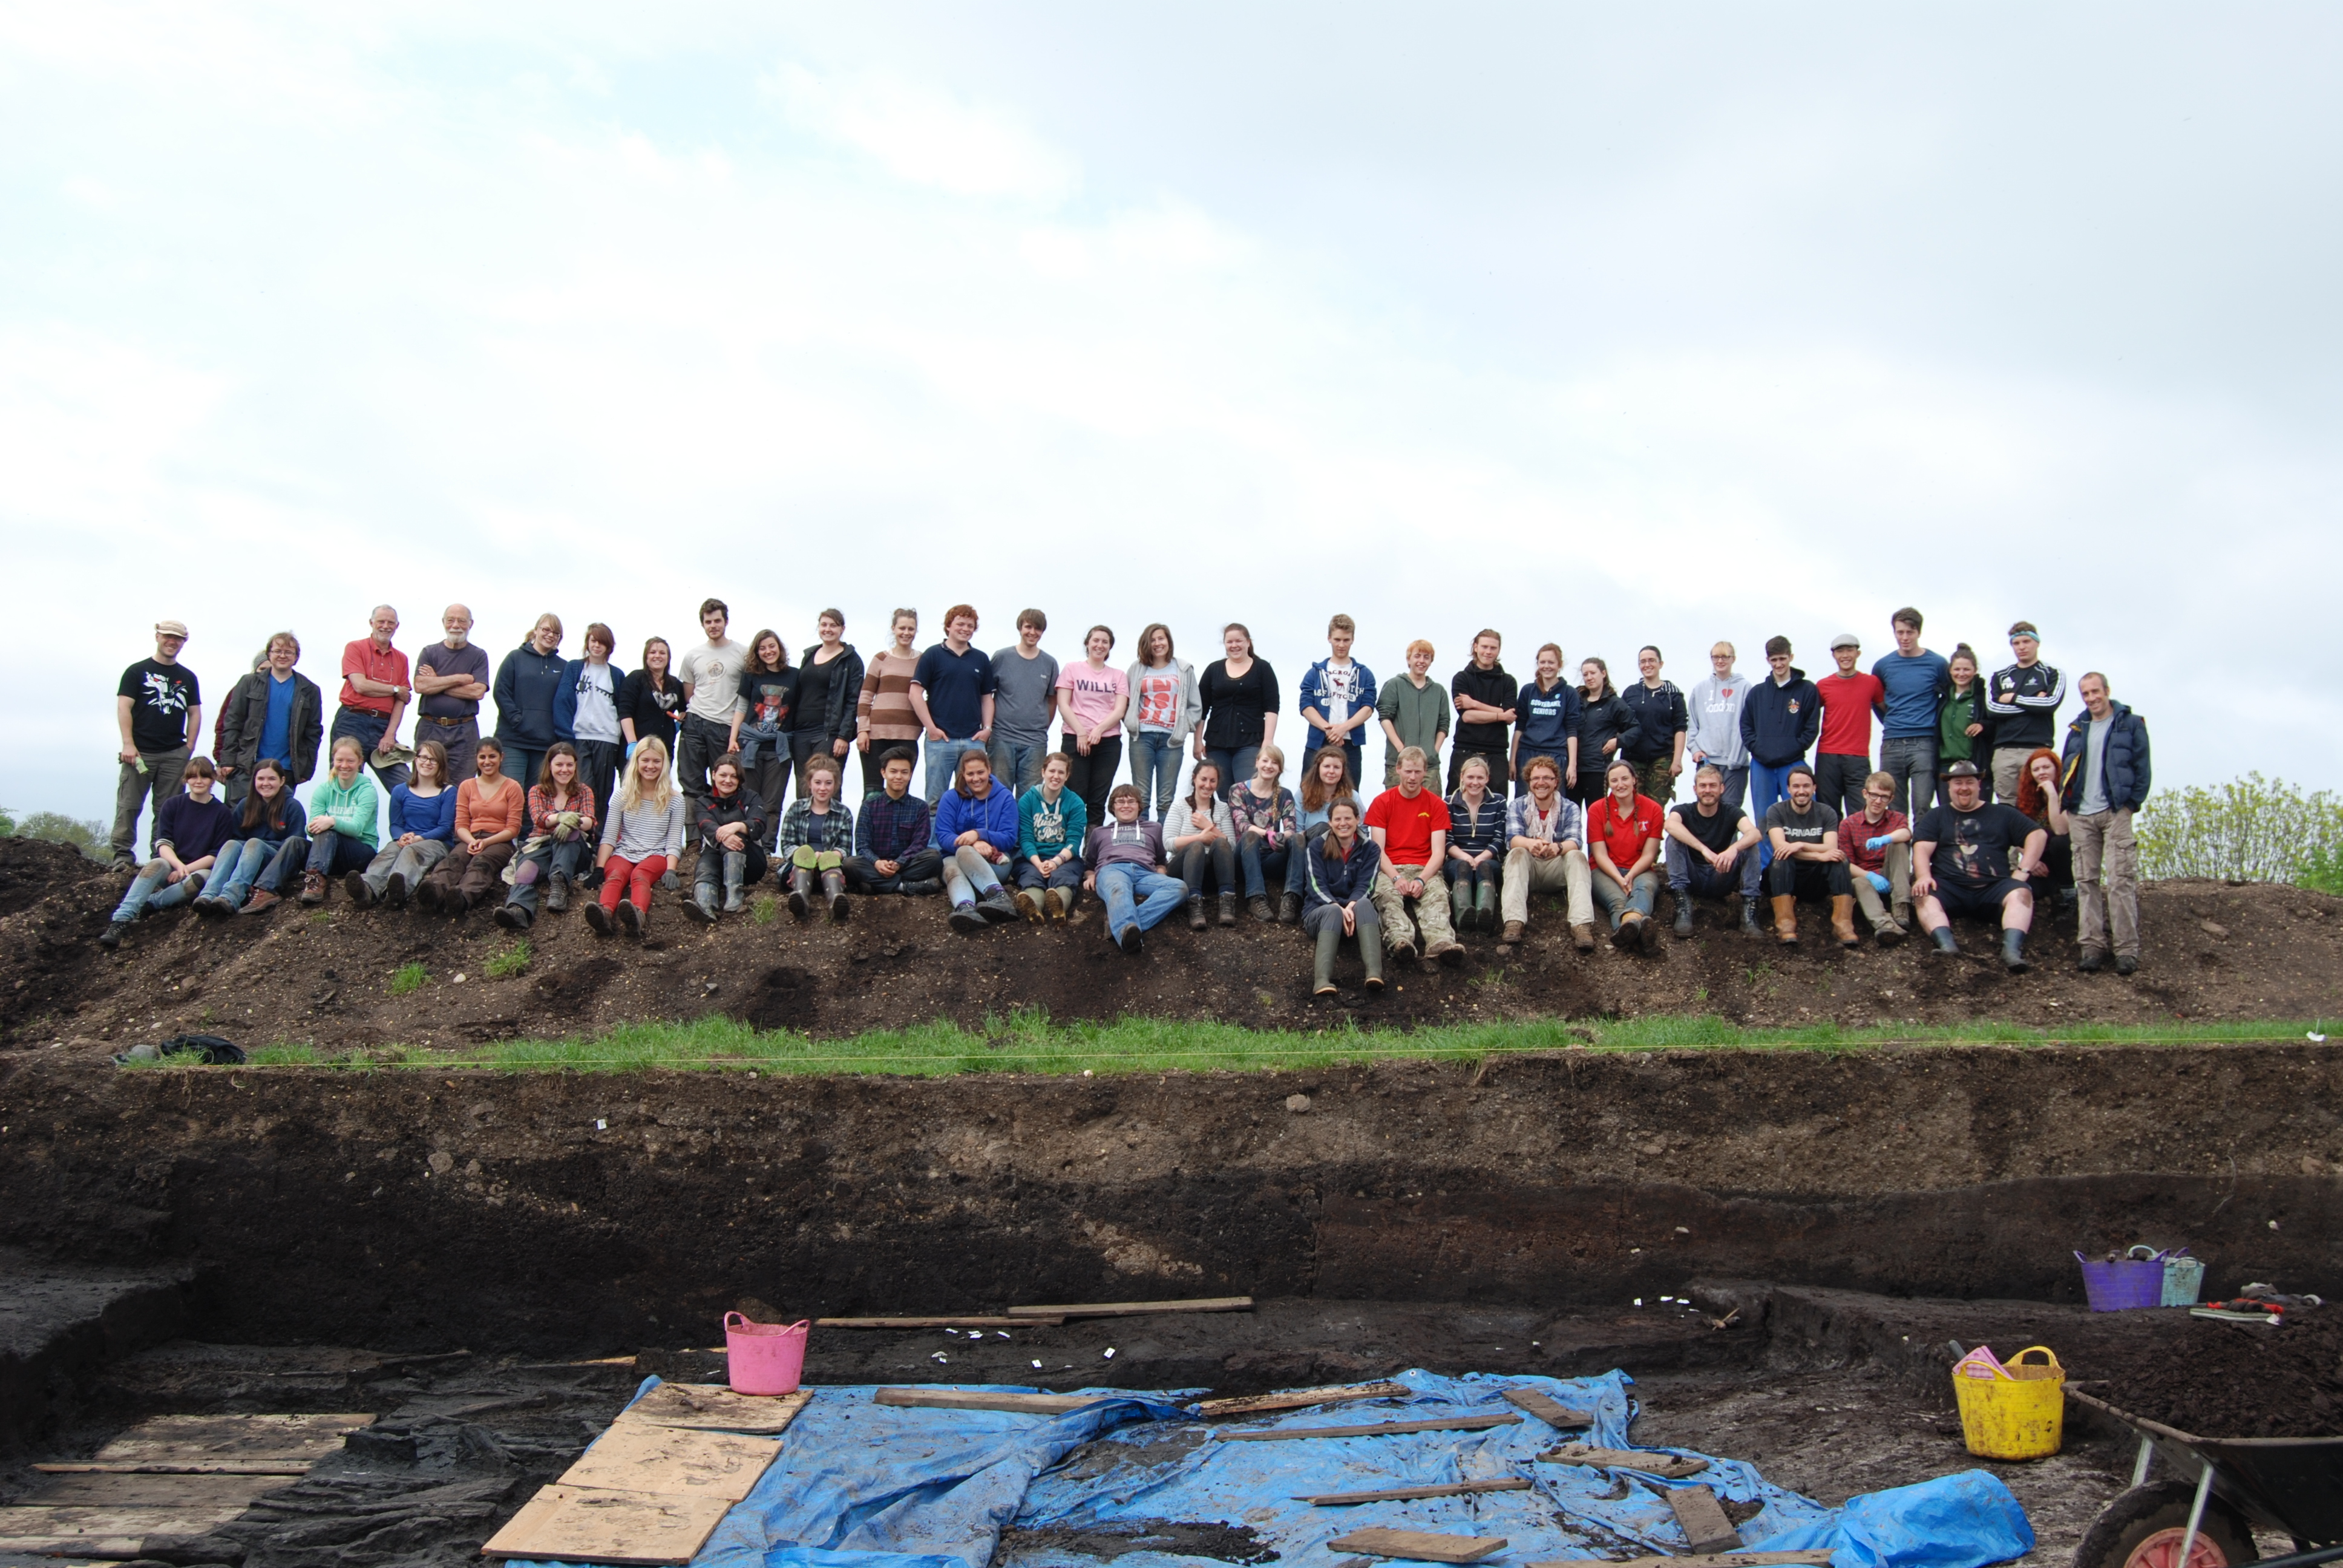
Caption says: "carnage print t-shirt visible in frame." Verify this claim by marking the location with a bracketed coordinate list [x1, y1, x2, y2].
[119, 659, 199, 753]
[1916, 803, 2039, 888]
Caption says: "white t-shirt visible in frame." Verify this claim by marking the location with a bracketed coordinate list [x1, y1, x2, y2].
[678, 639, 747, 724]
[1322, 659, 1363, 731]
[572, 661, 621, 742]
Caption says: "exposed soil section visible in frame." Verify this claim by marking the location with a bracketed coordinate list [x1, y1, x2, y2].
[5, 837, 2339, 1050]
[2077, 1305, 2343, 1437]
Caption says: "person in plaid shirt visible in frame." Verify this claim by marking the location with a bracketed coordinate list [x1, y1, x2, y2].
[778, 756, 856, 922]
[844, 749, 943, 897]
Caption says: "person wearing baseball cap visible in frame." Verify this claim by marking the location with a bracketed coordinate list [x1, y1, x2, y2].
[111, 620, 204, 869]
[1911, 758, 2049, 972]
[1813, 632, 1884, 820]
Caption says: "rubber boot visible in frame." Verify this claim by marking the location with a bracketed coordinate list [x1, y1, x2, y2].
[1741, 898, 1762, 935]
[1361, 932, 1386, 991]
[823, 869, 849, 921]
[1475, 879, 1498, 934]
[1930, 925, 1959, 955]
[2001, 927, 2030, 973]
[684, 883, 718, 924]
[1771, 894, 1798, 944]
[1313, 924, 1342, 995]
[1673, 897, 1694, 938]
[1188, 897, 1207, 930]
[1217, 891, 1238, 927]
[723, 851, 747, 913]
[788, 867, 813, 920]
[1831, 894, 1859, 948]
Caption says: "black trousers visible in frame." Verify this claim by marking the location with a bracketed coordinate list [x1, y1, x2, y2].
[1768, 857, 1852, 900]
[1061, 733, 1124, 837]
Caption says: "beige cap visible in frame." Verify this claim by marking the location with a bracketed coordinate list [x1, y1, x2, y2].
[154, 619, 190, 639]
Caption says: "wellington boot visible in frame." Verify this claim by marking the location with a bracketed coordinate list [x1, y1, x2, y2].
[787, 869, 814, 921]
[723, 851, 747, 913]
[1475, 881, 1498, 933]
[823, 869, 850, 922]
[1771, 894, 1799, 944]
[2002, 927, 2031, 973]
[1831, 894, 1859, 948]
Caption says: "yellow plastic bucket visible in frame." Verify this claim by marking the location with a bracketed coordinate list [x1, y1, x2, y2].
[1953, 1345, 2064, 1459]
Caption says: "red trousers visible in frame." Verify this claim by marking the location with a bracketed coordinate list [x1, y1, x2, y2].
[598, 854, 669, 913]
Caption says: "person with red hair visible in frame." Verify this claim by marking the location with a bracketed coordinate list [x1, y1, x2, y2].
[2012, 746, 2075, 910]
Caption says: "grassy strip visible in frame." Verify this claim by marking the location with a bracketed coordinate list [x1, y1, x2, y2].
[170, 1013, 2335, 1077]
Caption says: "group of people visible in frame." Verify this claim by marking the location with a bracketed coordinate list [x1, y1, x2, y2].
[100, 601, 2153, 982]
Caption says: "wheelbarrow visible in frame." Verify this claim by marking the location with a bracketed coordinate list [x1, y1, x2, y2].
[2066, 1387, 2343, 1568]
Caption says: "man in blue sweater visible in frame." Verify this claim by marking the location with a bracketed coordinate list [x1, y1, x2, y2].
[1872, 607, 1952, 821]
[1738, 636, 1820, 867]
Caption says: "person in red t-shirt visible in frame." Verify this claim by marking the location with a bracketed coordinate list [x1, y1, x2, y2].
[1585, 757, 1665, 951]
[1363, 746, 1463, 966]
[1813, 632, 1885, 820]
[334, 604, 413, 792]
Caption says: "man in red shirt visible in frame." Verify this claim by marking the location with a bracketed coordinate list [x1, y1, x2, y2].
[1813, 632, 1884, 820]
[332, 604, 413, 791]
[1587, 757, 1665, 950]
[1365, 746, 1463, 966]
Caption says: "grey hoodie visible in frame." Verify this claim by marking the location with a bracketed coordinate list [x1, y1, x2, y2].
[1687, 671, 1752, 771]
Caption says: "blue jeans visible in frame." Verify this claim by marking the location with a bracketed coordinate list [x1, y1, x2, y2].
[988, 737, 1048, 795]
[111, 859, 207, 921]
[209, 837, 284, 909]
[1879, 736, 1938, 823]
[1201, 745, 1259, 803]
[925, 737, 985, 805]
[1749, 759, 1800, 869]
[1590, 868, 1662, 929]
[330, 706, 408, 794]
[508, 837, 589, 913]
[1127, 731, 1182, 820]
[940, 843, 1006, 907]
[1239, 837, 1303, 899]
[504, 748, 547, 797]
[1666, 837, 1762, 900]
[1096, 861, 1188, 940]
[304, 831, 375, 879]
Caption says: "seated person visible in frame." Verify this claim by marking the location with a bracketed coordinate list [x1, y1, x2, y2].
[2013, 746, 2076, 910]
[1080, 785, 1185, 954]
[1838, 769, 1912, 945]
[1443, 754, 1506, 933]
[1664, 763, 1763, 936]
[1228, 745, 1302, 924]
[193, 757, 308, 916]
[1587, 759, 1665, 952]
[295, 736, 382, 906]
[845, 747, 943, 895]
[1015, 751, 1087, 924]
[345, 740, 455, 910]
[588, 736, 685, 937]
[779, 755, 855, 923]
[932, 748, 1020, 932]
[498, 743, 597, 930]
[1764, 763, 1855, 947]
[1296, 746, 1360, 841]
[99, 756, 236, 947]
[1365, 746, 1463, 966]
[1913, 759, 2048, 972]
[1166, 760, 1238, 929]
[1499, 755, 1594, 954]
[686, 754, 768, 923]
[418, 737, 522, 916]
[1303, 799, 1385, 996]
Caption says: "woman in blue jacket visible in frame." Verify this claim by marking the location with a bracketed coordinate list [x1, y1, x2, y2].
[348, 739, 460, 909]
[932, 749, 1021, 932]
[192, 758, 307, 916]
[552, 622, 628, 852]
[1303, 800, 1386, 997]
[493, 613, 567, 793]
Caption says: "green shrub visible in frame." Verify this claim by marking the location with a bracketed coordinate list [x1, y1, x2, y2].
[2135, 773, 2343, 884]
[2299, 844, 2343, 898]
[12, 812, 110, 861]
[484, 941, 532, 980]
[388, 963, 430, 997]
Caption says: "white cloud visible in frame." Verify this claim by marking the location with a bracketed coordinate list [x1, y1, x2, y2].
[764, 61, 1077, 202]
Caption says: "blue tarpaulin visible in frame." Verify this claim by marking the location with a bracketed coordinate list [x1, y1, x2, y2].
[506, 1370, 2031, 1568]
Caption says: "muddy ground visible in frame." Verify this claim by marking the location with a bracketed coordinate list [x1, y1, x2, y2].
[4, 838, 2339, 1050]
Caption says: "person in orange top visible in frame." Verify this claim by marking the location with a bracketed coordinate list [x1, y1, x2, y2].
[417, 736, 525, 915]
[1586, 757, 1665, 951]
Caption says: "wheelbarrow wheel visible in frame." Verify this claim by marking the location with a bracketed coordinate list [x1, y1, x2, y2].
[2073, 1483, 2258, 1568]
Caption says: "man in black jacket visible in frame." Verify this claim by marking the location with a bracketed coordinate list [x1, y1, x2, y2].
[2059, 672, 2151, 975]
[217, 632, 323, 805]
[1987, 621, 2064, 802]
[1738, 636, 1820, 869]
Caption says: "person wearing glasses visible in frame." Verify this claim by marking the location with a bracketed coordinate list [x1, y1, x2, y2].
[1685, 642, 1752, 809]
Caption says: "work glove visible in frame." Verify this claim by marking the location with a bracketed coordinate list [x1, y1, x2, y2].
[1865, 835, 1890, 851]
[1866, 870, 1890, 893]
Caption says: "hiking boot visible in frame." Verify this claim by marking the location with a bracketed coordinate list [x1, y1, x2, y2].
[949, 903, 986, 933]
[1188, 897, 1207, 931]
[98, 920, 126, 949]
[1118, 923, 1144, 955]
[584, 901, 614, 936]
[1611, 914, 1642, 952]
[1217, 892, 1238, 927]
[1571, 923, 1596, 953]
[1015, 889, 1045, 924]
[413, 878, 441, 913]
[2001, 928, 2030, 973]
[1673, 900, 1694, 938]
[300, 870, 328, 905]
[546, 874, 570, 913]
[2114, 953, 2139, 975]
[494, 903, 532, 932]
[684, 888, 718, 925]
[1771, 894, 1798, 944]
[1044, 887, 1067, 924]
[241, 889, 281, 916]
[823, 870, 850, 922]
[1429, 939, 1466, 967]
[617, 899, 644, 937]
[1831, 894, 1860, 949]
[344, 872, 373, 908]
[1278, 892, 1302, 924]
[1875, 920, 1904, 947]
[2077, 946, 2107, 973]
[1249, 895, 1274, 923]
[1742, 898, 1763, 935]
[977, 889, 1020, 924]
[385, 872, 410, 909]
[1498, 920, 1525, 955]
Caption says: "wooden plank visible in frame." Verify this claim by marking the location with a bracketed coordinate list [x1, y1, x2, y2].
[1300, 1478, 1535, 1505]
[92, 1412, 375, 1465]
[1198, 1380, 1411, 1419]
[873, 1387, 1112, 1415]
[560, 1424, 779, 1503]
[1500, 1388, 1592, 1429]
[1325, 1527, 1509, 1563]
[818, 1315, 1064, 1329]
[1006, 1296, 1253, 1320]
[35, 1460, 316, 1475]
[1219, 1414, 1522, 1442]
[1526, 1555, 1834, 1568]
[622, 1384, 811, 1434]
[26, 1472, 289, 1509]
[1669, 1486, 1745, 1555]
[1537, 1442, 1708, 1480]
[480, 1484, 733, 1564]
[0, 1501, 249, 1554]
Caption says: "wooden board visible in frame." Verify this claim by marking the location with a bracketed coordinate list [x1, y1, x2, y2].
[559, 1424, 781, 1503]
[1527, 1555, 1834, 1568]
[35, 1460, 317, 1475]
[1300, 1478, 1535, 1506]
[90, 1411, 375, 1466]
[0, 1501, 249, 1555]
[1669, 1485, 1745, 1554]
[1006, 1296, 1253, 1319]
[1198, 1381, 1411, 1419]
[818, 1315, 1064, 1329]
[25, 1472, 290, 1509]
[1537, 1442, 1708, 1480]
[1218, 1414, 1521, 1442]
[1325, 1526, 1509, 1563]
[480, 1483, 733, 1564]
[622, 1384, 811, 1434]
[874, 1387, 1111, 1415]
[1500, 1388, 1593, 1429]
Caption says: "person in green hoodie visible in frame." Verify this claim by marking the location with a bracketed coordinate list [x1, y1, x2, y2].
[295, 736, 382, 903]
[1936, 644, 1996, 803]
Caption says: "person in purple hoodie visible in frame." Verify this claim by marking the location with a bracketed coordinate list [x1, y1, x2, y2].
[931, 748, 1020, 932]
[1081, 785, 1185, 955]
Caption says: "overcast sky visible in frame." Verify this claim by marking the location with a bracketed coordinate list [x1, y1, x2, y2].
[5, 3, 2339, 822]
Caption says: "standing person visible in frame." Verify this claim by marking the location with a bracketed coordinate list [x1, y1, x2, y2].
[932, 749, 1020, 932]
[497, 744, 597, 930]
[1299, 613, 1376, 786]
[331, 605, 411, 793]
[2059, 672, 2151, 976]
[195, 757, 309, 917]
[1873, 608, 1952, 820]
[1303, 800, 1386, 997]
[493, 613, 566, 797]
[1194, 624, 1279, 801]
[1447, 630, 1517, 792]
[911, 605, 998, 806]
[411, 604, 491, 784]
[417, 737, 522, 916]
[618, 636, 685, 766]
[587, 737, 686, 938]
[684, 756, 767, 924]
[292, 736, 382, 905]
[554, 623, 627, 852]
[733, 630, 799, 849]
[1081, 785, 1184, 955]
[1912, 760, 2048, 972]
[1571, 658, 1632, 807]
[1511, 644, 1578, 800]
[1763, 765, 1855, 947]
[1166, 760, 1239, 929]
[1739, 637, 1820, 864]
[2014, 748, 2076, 912]
[1663, 764, 1763, 937]
[1686, 642, 1752, 808]
[1014, 751, 1087, 924]
[1378, 639, 1450, 789]
[1839, 771, 1914, 944]
[1124, 624, 1199, 821]
[793, 611, 865, 802]
[1814, 633, 1885, 818]
[778, 756, 856, 923]
[111, 619, 204, 869]
[988, 609, 1060, 795]
[344, 740, 456, 910]
[1229, 745, 1303, 924]
[97, 757, 236, 946]
[1936, 645, 1995, 803]
[1586, 759, 1665, 952]
[1620, 645, 1689, 806]
[1988, 621, 2066, 804]
[1497, 756, 1595, 955]
[845, 749, 942, 896]
[1365, 746, 1463, 966]
[1443, 754, 1506, 933]
[1057, 626, 1129, 830]
[217, 631, 322, 807]
[677, 599, 748, 811]
[856, 609, 926, 806]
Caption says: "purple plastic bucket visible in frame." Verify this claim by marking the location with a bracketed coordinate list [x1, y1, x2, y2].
[2076, 1247, 2167, 1311]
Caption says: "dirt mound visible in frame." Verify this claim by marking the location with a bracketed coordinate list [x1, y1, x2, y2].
[0, 837, 103, 917]
[2076, 1305, 2343, 1437]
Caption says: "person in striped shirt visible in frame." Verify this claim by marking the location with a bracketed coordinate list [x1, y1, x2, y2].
[854, 609, 925, 805]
